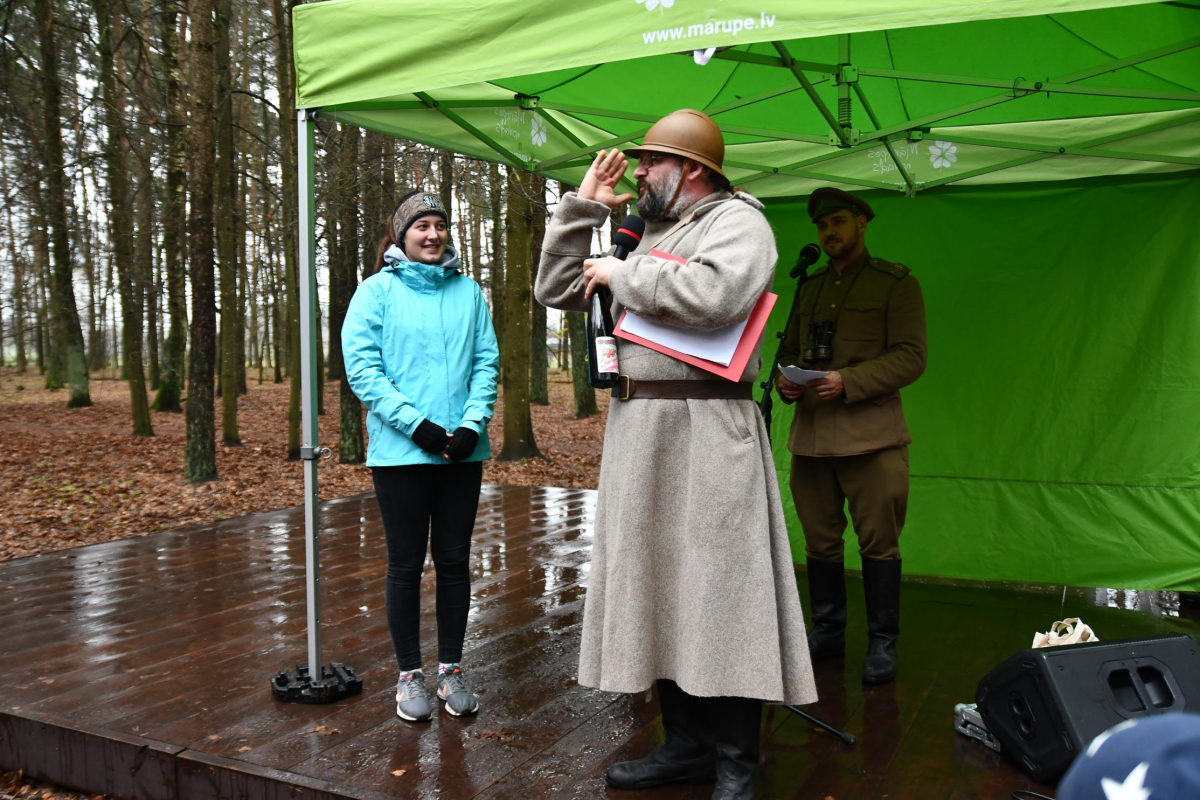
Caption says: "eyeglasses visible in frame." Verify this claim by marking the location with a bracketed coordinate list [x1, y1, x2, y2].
[641, 152, 678, 168]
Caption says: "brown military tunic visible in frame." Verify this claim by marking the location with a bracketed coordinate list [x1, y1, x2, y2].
[778, 248, 927, 560]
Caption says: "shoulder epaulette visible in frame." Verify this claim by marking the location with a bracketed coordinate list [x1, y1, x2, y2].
[869, 258, 911, 280]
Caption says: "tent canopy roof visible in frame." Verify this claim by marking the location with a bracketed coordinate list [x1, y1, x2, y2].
[292, 0, 1200, 196]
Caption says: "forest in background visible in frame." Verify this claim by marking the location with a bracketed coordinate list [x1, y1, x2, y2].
[1, 0, 627, 484]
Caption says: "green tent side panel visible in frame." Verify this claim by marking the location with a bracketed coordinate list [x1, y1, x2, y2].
[760, 176, 1200, 591]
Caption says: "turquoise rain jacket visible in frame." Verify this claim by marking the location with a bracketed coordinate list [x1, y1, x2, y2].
[342, 245, 499, 466]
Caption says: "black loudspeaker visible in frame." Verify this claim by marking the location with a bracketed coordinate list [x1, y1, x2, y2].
[975, 633, 1200, 783]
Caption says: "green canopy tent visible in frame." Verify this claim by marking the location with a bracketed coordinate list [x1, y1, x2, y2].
[286, 0, 1200, 678]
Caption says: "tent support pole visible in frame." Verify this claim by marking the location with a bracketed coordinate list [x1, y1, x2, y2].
[837, 35, 853, 136]
[415, 92, 522, 167]
[544, 101, 830, 145]
[858, 35, 1200, 146]
[534, 108, 637, 195]
[942, 133, 1200, 166]
[537, 127, 650, 170]
[734, 135, 908, 188]
[298, 109, 322, 679]
[773, 41, 848, 146]
[270, 109, 362, 704]
[920, 108, 1200, 190]
[851, 83, 917, 194]
[859, 67, 1200, 103]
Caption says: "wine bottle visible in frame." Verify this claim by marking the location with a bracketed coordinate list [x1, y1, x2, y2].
[585, 214, 645, 390]
[588, 286, 619, 389]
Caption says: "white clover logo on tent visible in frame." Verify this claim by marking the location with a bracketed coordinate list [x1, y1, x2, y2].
[530, 115, 548, 147]
[636, 0, 675, 12]
[929, 141, 958, 169]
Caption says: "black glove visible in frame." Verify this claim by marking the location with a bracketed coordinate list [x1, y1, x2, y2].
[411, 419, 450, 455]
[444, 427, 480, 462]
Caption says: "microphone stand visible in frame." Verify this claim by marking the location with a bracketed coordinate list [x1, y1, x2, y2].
[758, 244, 857, 748]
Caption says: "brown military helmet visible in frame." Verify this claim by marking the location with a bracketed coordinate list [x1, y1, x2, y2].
[625, 109, 725, 176]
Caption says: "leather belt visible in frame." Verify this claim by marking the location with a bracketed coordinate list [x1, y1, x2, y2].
[614, 376, 754, 401]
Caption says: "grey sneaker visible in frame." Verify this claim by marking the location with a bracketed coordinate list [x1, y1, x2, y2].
[395, 670, 432, 722]
[436, 665, 479, 716]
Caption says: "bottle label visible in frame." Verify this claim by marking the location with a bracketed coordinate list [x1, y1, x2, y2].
[595, 337, 619, 374]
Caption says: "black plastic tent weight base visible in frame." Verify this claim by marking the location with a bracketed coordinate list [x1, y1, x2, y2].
[271, 662, 363, 704]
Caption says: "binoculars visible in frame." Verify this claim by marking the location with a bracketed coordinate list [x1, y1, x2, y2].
[802, 321, 834, 365]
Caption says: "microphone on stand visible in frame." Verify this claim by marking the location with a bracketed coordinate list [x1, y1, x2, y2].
[790, 243, 822, 278]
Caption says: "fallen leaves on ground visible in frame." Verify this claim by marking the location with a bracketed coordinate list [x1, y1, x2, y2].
[0, 369, 607, 563]
[1, 770, 107, 800]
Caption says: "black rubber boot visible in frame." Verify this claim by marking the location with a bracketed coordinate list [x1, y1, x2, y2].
[606, 680, 716, 789]
[805, 558, 846, 661]
[861, 558, 902, 685]
[710, 696, 762, 800]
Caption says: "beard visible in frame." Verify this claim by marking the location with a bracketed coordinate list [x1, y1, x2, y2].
[636, 163, 684, 222]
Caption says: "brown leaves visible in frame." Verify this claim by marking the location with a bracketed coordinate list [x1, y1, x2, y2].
[309, 724, 339, 736]
[1, 769, 108, 800]
[472, 727, 516, 743]
[0, 370, 606, 563]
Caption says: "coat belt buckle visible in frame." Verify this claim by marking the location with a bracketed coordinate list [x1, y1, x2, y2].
[614, 375, 636, 401]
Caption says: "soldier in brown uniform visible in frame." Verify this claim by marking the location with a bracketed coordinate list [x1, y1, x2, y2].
[777, 187, 927, 685]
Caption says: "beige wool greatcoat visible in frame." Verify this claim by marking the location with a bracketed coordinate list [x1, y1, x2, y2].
[536, 190, 817, 705]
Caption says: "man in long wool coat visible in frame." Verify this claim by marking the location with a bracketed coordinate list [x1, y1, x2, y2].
[535, 109, 816, 800]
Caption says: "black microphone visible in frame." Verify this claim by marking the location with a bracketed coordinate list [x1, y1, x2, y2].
[612, 215, 645, 260]
[790, 243, 822, 278]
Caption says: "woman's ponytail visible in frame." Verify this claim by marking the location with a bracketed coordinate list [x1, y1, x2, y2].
[372, 214, 399, 275]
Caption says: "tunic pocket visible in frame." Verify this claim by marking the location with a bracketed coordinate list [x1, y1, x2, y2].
[723, 399, 755, 445]
[839, 301, 885, 342]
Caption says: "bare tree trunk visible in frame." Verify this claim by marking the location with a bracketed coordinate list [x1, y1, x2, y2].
[146, 248, 160, 390]
[381, 138, 396, 243]
[469, 161, 484, 284]
[34, 0, 90, 407]
[93, 0, 152, 434]
[498, 169, 541, 461]
[332, 125, 364, 463]
[529, 174, 548, 405]
[136, 0, 159, 393]
[153, 1, 188, 412]
[567, 311, 597, 418]
[488, 162, 505, 362]
[34, 242, 47, 374]
[1, 151, 27, 373]
[214, 0, 239, 445]
[360, 131, 385, 270]
[555, 183, 598, 418]
[454, 163, 469, 277]
[269, 0, 300, 458]
[185, 0, 217, 480]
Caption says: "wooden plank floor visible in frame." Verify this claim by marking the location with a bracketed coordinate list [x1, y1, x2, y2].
[1, 485, 1197, 800]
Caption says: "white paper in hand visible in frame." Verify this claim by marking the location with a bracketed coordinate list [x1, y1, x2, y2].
[779, 364, 829, 385]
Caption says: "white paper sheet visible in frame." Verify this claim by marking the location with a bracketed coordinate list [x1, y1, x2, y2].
[619, 310, 748, 366]
[779, 364, 830, 384]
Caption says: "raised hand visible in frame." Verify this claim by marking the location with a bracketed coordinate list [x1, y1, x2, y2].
[578, 149, 635, 209]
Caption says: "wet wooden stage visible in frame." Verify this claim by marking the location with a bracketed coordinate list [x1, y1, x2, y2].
[1, 485, 1197, 800]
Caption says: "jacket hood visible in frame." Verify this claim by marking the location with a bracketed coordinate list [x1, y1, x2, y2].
[382, 244, 462, 291]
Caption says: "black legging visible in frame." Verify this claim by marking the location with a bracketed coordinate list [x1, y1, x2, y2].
[372, 461, 483, 671]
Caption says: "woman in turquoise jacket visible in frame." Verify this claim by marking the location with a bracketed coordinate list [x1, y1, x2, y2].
[342, 190, 499, 723]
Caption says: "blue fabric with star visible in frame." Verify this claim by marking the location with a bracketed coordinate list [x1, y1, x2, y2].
[1058, 712, 1200, 800]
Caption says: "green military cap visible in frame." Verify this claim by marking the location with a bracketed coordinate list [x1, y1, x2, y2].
[807, 187, 875, 222]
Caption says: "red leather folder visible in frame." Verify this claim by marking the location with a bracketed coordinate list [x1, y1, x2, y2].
[612, 249, 778, 381]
